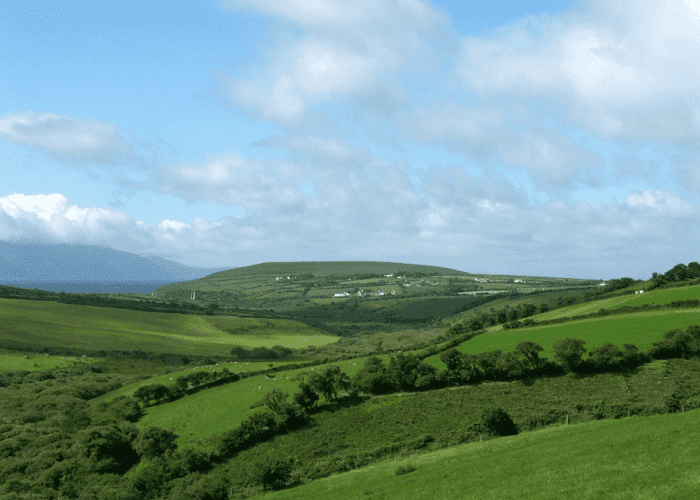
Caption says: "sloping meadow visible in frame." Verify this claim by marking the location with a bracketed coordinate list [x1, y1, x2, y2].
[253, 408, 700, 500]
[0, 298, 337, 357]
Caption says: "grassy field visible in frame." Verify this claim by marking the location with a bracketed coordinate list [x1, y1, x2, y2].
[0, 298, 338, 356]
[92, 359, 309, 403]
[531, 284, 700, 322]
[0, 350, 100, 373]
[134, 354, 401, 451]
[423, 309, 700, 370]
[255, 408, 700, 500]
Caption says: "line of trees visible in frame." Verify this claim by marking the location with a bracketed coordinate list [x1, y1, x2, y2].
[649, 262, 700, 290]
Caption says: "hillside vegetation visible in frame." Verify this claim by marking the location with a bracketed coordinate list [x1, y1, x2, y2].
[254, 409, 700, 500]
[1, 260, 699, 499]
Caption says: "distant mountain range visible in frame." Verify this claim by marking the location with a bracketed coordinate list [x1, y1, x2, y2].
[0, 239, 231, 293]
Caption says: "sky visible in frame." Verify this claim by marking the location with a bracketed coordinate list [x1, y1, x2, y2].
[1, 0, 699, 280]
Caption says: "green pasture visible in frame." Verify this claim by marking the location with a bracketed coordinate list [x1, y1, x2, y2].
[423, 309, 700, 370]
[0, 299, 338, 356]
[529, 284, 700, 322]
[0, 352, 100, 373]
[136, 354, 399, 451]
[93, 359, 303, 403]
[257, 409, 700, 500]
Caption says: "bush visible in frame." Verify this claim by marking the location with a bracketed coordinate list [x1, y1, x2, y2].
[395, 463, 417, 476]
[133, 426, 179, 460]
[246, 455, 295, 491]
[479, 407, 518, 437]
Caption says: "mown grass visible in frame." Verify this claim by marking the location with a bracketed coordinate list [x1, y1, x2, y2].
[0, 298, 338, 356]
[256, 408, 700, 500]
[423, 309, 700, 371]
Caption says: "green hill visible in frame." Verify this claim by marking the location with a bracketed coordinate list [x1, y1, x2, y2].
[255, 409, 700, 500]
[207, 261, 472, 279]
[0, 298, 336, 359]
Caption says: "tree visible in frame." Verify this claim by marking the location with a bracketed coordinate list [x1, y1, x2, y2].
[309, 365, 350, 402]
[494, 351, 525, 380]
[587, 342, 623, 371]
[479, 407, 518, 437]
[386, 352, 422, 391]
[133, 385, 155, 407]
[262, 389, 289, 415]
[440, 349, 481, 385]
[293, 380, 319, 410]
[507, 309, 520, 321]
[516, 341, 545, 371]
[351, 356, 392, 394]
[552, 337, 587, 373]
[109, 396, 144, 423]
[133, 426, 179, 460]
[74, 425, 139, 474]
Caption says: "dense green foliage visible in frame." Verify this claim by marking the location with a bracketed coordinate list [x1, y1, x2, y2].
[2, 261, 700, 498]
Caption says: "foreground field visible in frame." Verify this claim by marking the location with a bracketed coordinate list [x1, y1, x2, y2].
[0, 298, 337, 357]
[256, 409, 699, 500]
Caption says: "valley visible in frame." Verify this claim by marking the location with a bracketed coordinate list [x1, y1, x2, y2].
[0, 261, 699, 499]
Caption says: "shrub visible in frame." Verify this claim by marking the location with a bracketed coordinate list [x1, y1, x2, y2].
[246, 455, 295, 491]
[479, 407, 518, 437]
[395, 463, 417, 476]
[133, 426, 179, 460]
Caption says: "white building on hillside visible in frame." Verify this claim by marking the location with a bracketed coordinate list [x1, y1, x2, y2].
[334, 292, 350, 297]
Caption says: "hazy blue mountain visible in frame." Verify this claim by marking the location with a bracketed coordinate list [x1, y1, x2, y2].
[0, 239, 231, 293]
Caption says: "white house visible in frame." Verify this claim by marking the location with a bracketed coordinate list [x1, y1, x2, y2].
[385, 274, 393, 277]
[404, 283, 410, 287]
[514, 279, 522, 283]
[377, 290, 385, 295]
[334, 292, 350, 297]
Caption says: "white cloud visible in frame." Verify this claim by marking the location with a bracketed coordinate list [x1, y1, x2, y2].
[456, 0, 700, 145]
[211, 0, 451, 123]
[0, 111, 136, 166]
[626, 189, 697, 216]
[158, 220, 192, 231]
[160, 153, 307, 213]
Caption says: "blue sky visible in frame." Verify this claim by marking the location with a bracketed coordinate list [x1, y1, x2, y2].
[2, 0, 699, 279]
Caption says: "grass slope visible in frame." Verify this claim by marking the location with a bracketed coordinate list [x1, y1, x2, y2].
[257, 409, 700, 500]
[423, 309, 700, 370]
[533, 284, 700, 322]
[0, 299, 336, 357]
[134, 355, 400, 451]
